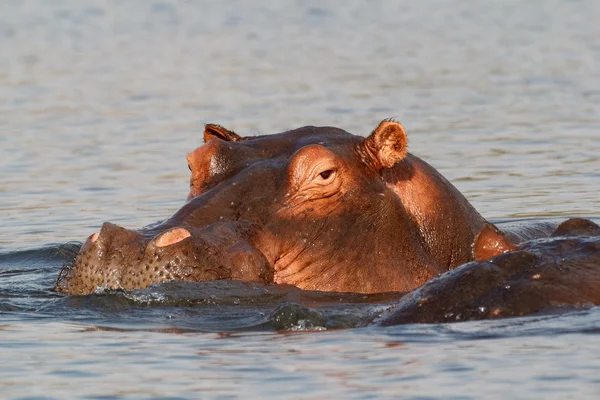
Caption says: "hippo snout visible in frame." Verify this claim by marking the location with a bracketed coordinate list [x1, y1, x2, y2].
[55, 221, 273, 295]
[56, 222, 148, 294]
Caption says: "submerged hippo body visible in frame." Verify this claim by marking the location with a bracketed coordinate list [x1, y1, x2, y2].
[56, 120, 486, 295]
[378, 218, 600, 325]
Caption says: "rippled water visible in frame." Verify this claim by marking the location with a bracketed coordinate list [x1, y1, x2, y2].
[1, 0, 600, 398]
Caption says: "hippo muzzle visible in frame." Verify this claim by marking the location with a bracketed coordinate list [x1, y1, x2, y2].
[56, 221, 273, 295]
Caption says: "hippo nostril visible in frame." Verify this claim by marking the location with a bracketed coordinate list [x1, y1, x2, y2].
[154, 227, 192, 248]
[89, 233, 99, 243]
[96, 221, 143, 244]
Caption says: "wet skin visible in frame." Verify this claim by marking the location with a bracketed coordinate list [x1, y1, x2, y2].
[56, 120, 486, 295]
[378, 218, 600, 325]
[55, 121, 600, 325]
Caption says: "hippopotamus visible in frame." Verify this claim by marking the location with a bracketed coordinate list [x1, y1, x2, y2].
[56, 120, 487, 295]
[377, 218, 600, 325]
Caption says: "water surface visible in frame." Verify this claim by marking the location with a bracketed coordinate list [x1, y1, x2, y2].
[1, 1, 600, 398]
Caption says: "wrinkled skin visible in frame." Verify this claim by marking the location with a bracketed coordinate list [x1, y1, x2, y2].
[378, 218, 600, 325]
[56, 120, 486, 295]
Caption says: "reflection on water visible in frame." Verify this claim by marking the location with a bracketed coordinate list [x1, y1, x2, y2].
[1, 0, 600, 398]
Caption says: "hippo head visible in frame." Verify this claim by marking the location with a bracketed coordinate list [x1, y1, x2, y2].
[56, 120, 485, 295]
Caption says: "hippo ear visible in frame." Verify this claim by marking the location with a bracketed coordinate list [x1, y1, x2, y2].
[472, 223, 518, 262]
[363, 119, 408, 169]
[551, 218, 600, 237]
[204, 124, 242, 143]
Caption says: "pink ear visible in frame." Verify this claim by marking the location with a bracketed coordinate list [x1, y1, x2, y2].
[204, 124, 242, 143]
[472, 223, 518, 262]
[363, 119, 408, 169]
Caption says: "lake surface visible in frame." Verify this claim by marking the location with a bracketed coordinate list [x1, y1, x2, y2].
[1, 0, 600, 398]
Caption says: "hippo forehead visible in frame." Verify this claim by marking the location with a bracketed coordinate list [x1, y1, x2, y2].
[238, 125, 362, 158]
[190, 125, 362, 167]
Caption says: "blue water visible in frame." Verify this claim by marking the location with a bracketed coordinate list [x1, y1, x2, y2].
[1, 1, 600, 398]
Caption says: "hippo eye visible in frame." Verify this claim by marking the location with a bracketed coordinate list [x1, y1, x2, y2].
[319, 169, 335, 180]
